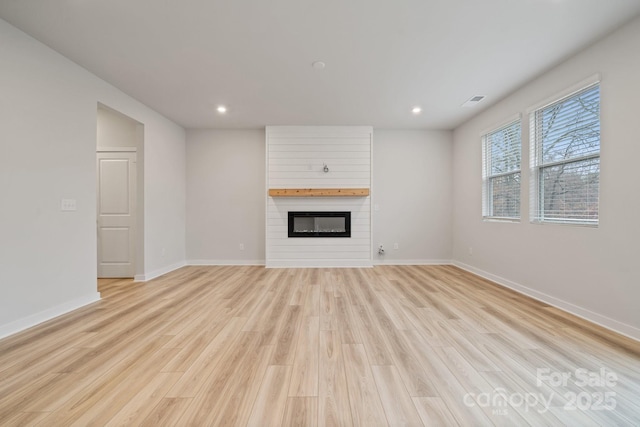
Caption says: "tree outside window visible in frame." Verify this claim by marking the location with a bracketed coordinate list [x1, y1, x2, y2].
[531, 84, 600, 224]
[483, 120, 521, 220]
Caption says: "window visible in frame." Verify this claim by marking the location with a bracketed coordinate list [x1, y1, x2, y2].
[530, 83, 600, 225]
[482, 119, 521, 220]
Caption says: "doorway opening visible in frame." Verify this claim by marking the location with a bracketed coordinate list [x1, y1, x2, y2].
[96, 104, 144, 279]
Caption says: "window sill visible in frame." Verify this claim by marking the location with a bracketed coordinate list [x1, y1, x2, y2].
[530, 220, 598, 228]
[482, 217, 520, 223]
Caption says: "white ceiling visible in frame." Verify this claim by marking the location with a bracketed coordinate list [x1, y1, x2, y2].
[1, 0, 639, 130]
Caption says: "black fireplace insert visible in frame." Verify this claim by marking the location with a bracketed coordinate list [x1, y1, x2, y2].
[288, 211, 351, 238]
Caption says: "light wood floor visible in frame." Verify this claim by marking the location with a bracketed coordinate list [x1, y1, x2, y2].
[0, 266, 639, 426]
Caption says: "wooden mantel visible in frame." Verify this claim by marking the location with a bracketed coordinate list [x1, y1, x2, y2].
[268, 188, 370, 197]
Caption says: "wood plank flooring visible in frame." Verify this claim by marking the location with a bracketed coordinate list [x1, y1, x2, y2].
[0, 265, 639, 426]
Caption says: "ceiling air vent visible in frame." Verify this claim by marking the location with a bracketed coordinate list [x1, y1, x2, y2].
[462, 95, 486, 107]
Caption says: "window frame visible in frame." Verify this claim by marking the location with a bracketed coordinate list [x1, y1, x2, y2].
[481, 116, 522, 222]
[528, 77, 601, 226]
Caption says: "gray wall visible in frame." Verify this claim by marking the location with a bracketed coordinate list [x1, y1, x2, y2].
[373, 130, 453, 264]
[186, 129, 266, 264]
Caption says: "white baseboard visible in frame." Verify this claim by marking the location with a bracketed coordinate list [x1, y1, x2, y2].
[453, 260, 640, 342]
[0, 292, 101, 340]
[190, 259, 453, 267]
[266, 259, 373, 268]
[373, 259, 452, 266]
[134, 261, 187, 282]
[188, 259, 266, 266]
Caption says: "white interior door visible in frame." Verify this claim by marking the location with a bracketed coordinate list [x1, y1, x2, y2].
[97, 152, 136, 278]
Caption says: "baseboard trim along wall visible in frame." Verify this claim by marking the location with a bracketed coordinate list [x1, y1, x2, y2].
[134, 261, 187, 282]
[373, 259, 453, 266]
[0, 292, 101, 340]
[188, 260, 266, 266]
[453, 261, 640, 342]
[189, 259, 454, 267]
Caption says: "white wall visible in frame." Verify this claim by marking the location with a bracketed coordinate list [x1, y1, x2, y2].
[266, 126, 372, 267]
[373, 130, 453, 264]
[0, 18, 186, 337]
[186, 129, 265, 264]
[452, 16, 640, 339]
[97, 106, 139, 148]
[142, 122, 186, 279]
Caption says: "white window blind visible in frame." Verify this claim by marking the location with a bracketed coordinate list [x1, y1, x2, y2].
[482, 120, 521, 220]
[530, 83, 600, 225]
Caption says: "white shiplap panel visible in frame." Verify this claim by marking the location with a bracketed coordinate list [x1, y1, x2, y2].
[269, 179, 370, 187]
[267, 205, 370, 220]
[266, 126, 372, 138]
[266, 126, 372, 267]
[269, 144, 369, 152]
[267, 198, 370, 207]
[269, 151, 369, 159]
[269, 158, 371, 166]
[270, 164, 371, 172]
[267, 205, 371, 215]
[268, 238, 371, 247]
[268, 137, 370, 145]
[269, 171, 370, 180]
[269, 251, 371, 260]
[270, 245, 371, 253]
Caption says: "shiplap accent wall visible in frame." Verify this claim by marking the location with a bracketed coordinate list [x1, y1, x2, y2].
[266, 126, 372, 267]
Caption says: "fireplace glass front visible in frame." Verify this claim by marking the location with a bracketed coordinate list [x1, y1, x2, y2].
[288, 211, 351, 238]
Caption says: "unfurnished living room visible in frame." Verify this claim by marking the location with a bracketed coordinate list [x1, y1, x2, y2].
[1, 0, 640, 426]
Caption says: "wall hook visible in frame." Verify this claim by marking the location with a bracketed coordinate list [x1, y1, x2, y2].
[323, 163, 329, 173]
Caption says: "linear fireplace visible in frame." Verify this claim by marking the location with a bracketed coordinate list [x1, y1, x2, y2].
[288, 211, 351, 238]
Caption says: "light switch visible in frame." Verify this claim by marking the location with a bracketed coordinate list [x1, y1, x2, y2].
[61, 199, 77, 211]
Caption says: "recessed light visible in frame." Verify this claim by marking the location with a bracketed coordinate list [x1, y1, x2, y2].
[412, 106, 422, 114]
[217, 106, 227, 113]
[312, 61, 326, 70]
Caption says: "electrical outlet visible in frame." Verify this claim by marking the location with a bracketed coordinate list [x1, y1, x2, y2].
[393, 243, 399, 250]
[239, 243, 245, 251]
